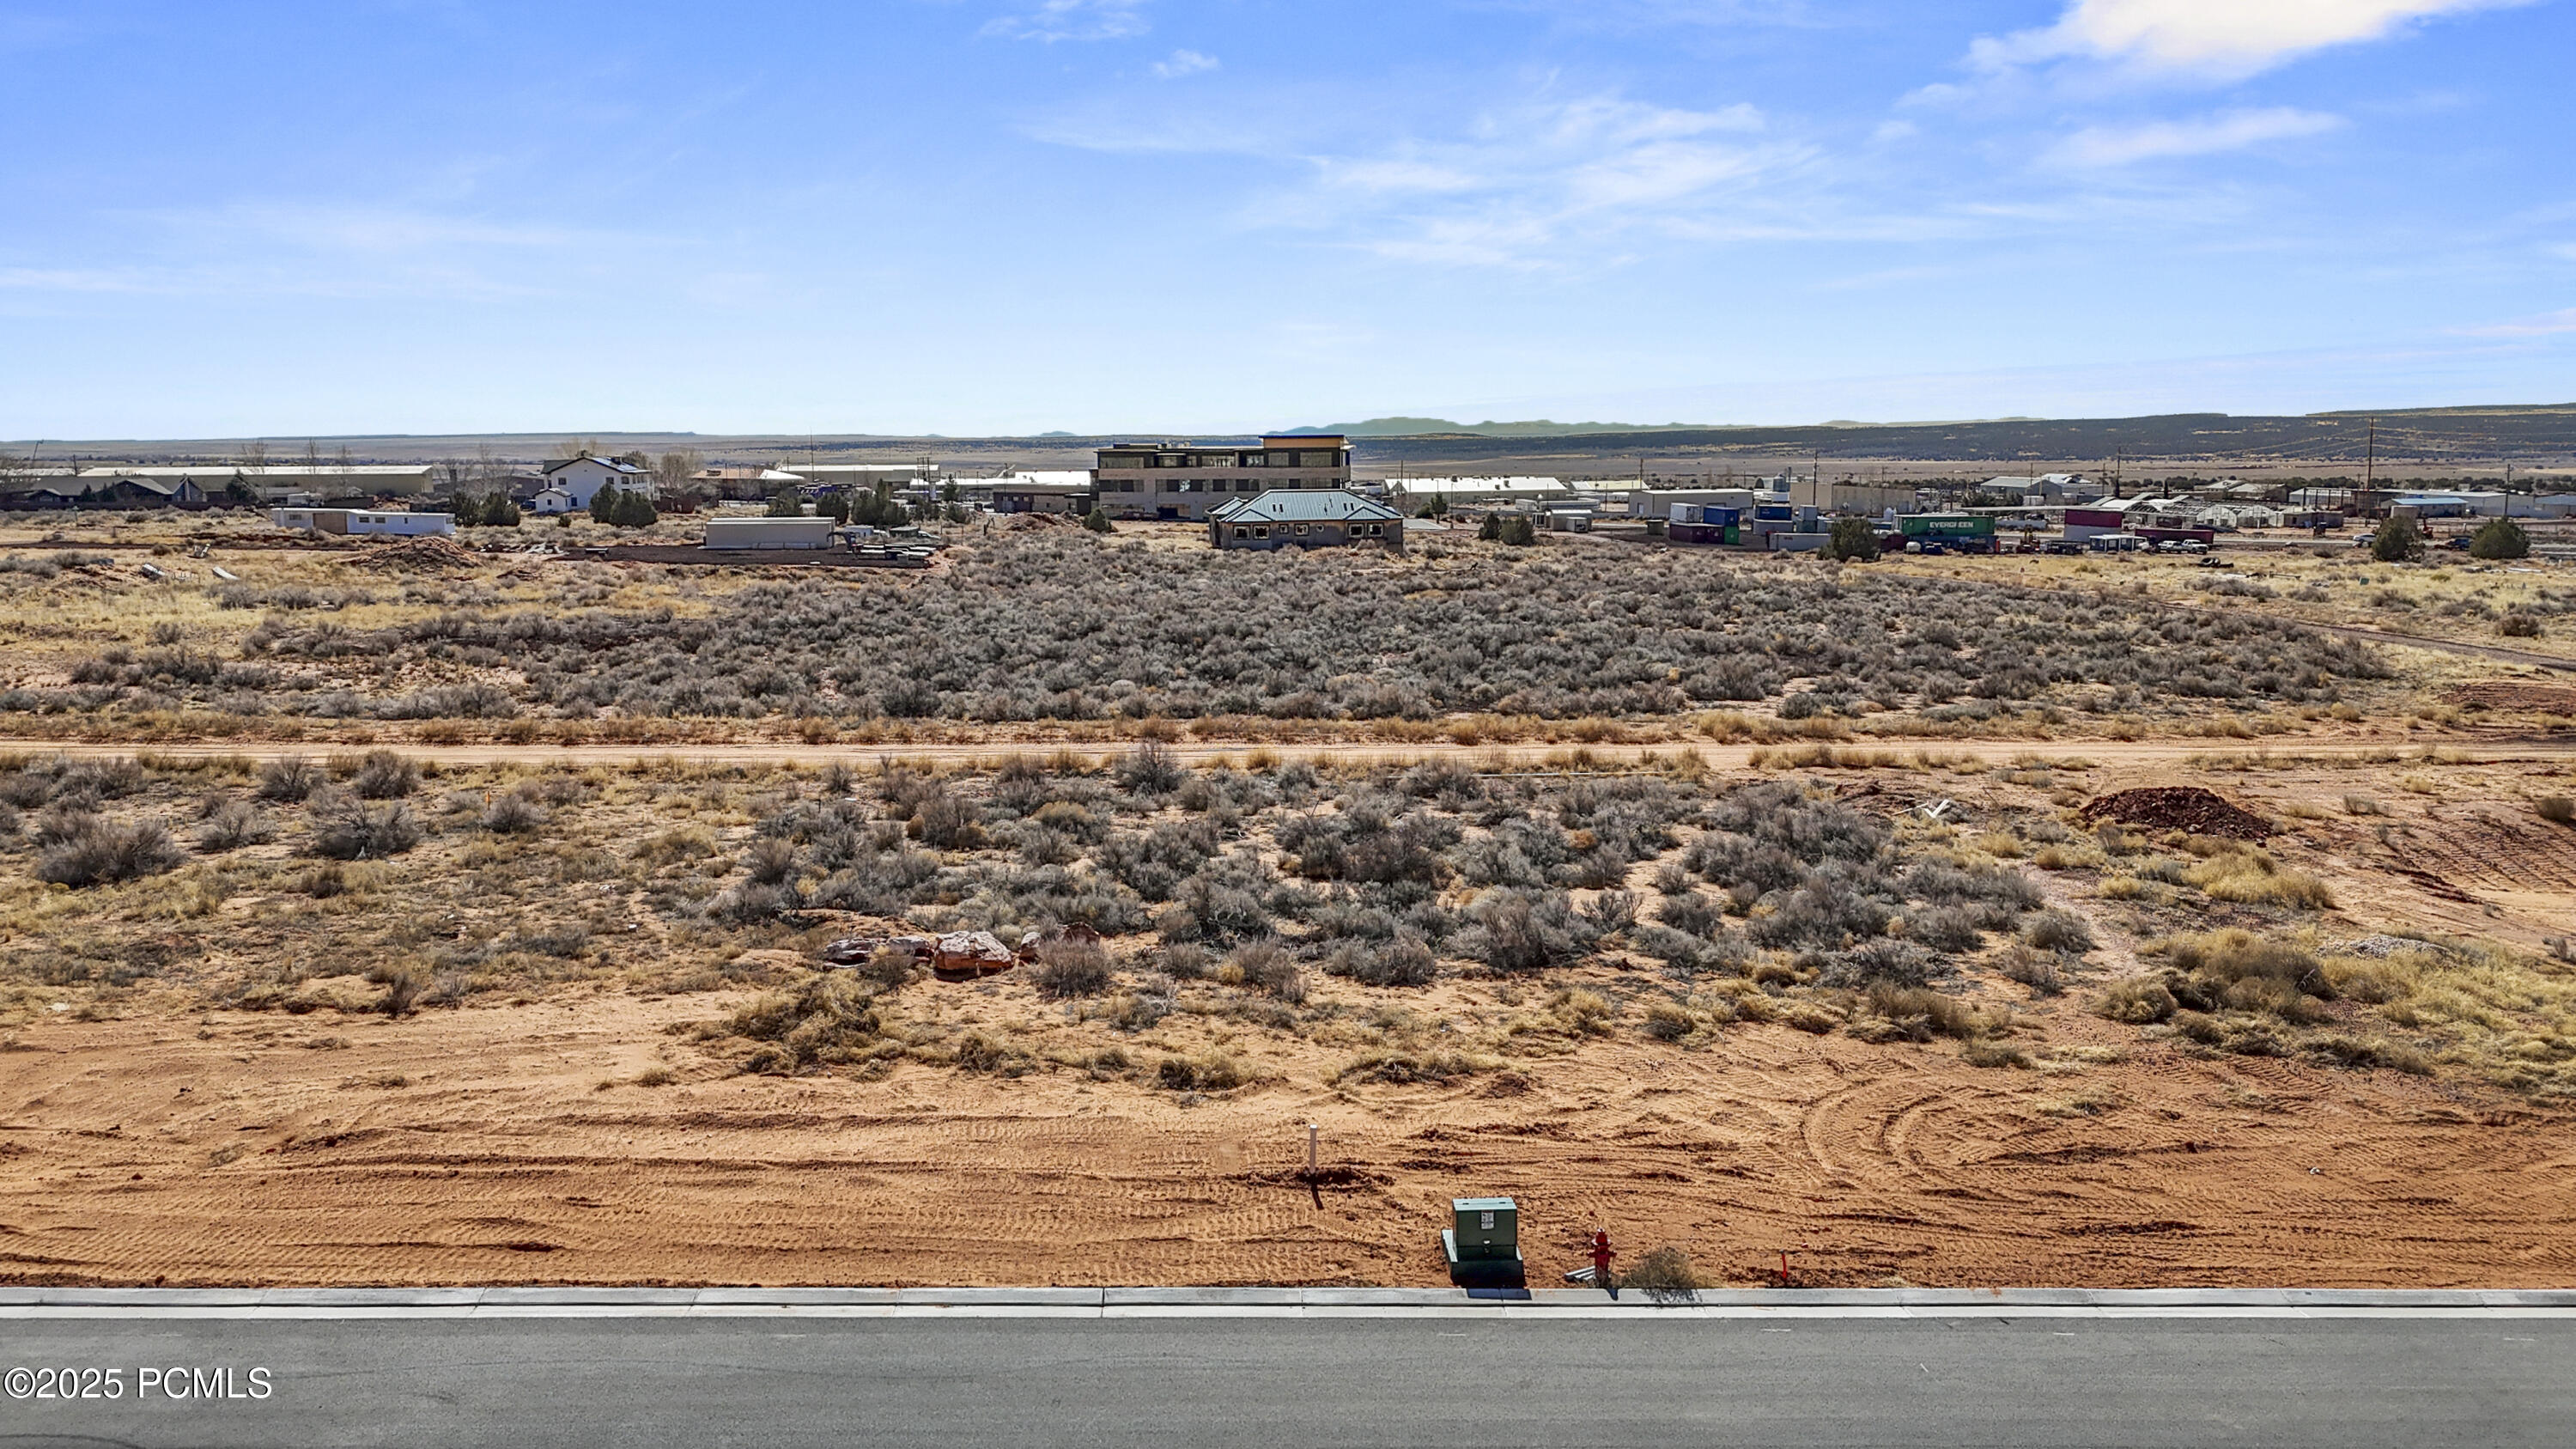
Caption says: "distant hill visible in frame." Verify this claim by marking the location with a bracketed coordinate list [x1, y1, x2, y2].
[1300, 405, 2576, 464]
[1280, 417, 1697, 438]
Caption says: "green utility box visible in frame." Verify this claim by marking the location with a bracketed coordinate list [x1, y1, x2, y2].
[1443, 1196, 1525, 1288]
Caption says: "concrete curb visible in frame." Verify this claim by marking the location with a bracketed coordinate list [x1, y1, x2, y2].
[2, 1287, 2573, 1319]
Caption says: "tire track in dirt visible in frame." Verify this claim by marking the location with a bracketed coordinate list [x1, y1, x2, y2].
[7, 993, 2576, 1288]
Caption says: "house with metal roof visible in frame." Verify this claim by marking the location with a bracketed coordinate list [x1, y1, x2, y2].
[1208, 490, 1405, 551]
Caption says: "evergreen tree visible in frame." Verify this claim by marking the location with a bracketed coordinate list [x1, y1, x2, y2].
[767, 486, 804, 517]
[1825, 515, 1881, 562]
[2372, 514, 2424, 563]
[1083, 507, 1114, 533]
[2469, 517, 2530, 559]
[610, 489, 658, 528]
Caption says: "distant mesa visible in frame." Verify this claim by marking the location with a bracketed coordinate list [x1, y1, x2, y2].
[1278, 417, 1692, 439]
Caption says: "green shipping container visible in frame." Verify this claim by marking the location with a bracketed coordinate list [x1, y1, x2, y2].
[1899, 514, 1995, 539]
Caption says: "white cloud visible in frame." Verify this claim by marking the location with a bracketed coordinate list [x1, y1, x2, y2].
[2044, 107, 2345, 167]
[1974, 0, 2528, 78]
[2455, 306, 2576, 337]
[1149, 48, 1218, 78]
[1034, 88, 1793, 269]
[981, 0, 1148, 43]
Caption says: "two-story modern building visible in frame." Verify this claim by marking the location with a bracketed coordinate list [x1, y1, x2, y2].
[1094, 435, 1352, 521]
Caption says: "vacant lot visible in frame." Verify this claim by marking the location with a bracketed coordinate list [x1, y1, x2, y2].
[0, 517, 2403, 747]
[2, 513, 2572, 1287]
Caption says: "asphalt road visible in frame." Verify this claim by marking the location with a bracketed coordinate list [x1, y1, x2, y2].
[3, 1315, 2570, 1448]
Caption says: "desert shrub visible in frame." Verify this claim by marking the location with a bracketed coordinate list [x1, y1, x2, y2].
[1279, 795, 1453, 885]
[257, 757, 319, 802]
[480, 789, 547, 835]
[2021, 909, 2095, 953]
[855, 945, 920, 991]
[1458, 887, 1599, 972]
[1163, 854, 1280, 944]
[1640, 1000, 1696, 1042]
[2161, 928, 2331, 1021]
[745, 836, 799, 885]
[1115, 741, 1187, 796]
[1101, 818, 1222, 901]
[1854, 981, 1988, 1040]
[1907, 905, 1985, 953]
[1750, 875, 1893, 950]
[196, 800, 273, 852]
[1821, 938, 1935, 989]
[374, 964, 426, 1017]
[1033, 937, 1115, 999]
[1996, 944, 2064, 995]
[2538, 795, 2574, 825]
[352, 750, 419, 800]
[2183, 848, 2335, 910]
[1622, 1245, 1703, 1300]
[1154, 1052, 1246, 1092]
[2500, 613, 2542, 638]
[1157, 942, 1212, 980]
[1325, 933, 1437, 987]
[911, 788, 987, 849]
[1581, 888, 1638, 935]
[730, 972, 881, 1073]
[1227, 941, 1307, 1000]
[1655, 888, 1725, 938]
[709, 881, 788, 923]
[2305, 1033, 2433, 1075]
[2098, 978, 2178, 1024]
[308, 794, 422, 860]
[36, 818, 183, 886]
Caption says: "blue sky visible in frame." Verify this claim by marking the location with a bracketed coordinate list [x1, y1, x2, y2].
[2, 0, 2570, 438]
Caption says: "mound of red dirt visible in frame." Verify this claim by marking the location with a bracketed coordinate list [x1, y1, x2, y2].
[2078, 787, 2272, 841]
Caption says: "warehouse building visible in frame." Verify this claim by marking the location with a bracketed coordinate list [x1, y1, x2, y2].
[702, 517, 835, 551]
[1391, 476, 1580, 511]
[1096, 436, 1352, 521]
[1209, 490, 1404, 551]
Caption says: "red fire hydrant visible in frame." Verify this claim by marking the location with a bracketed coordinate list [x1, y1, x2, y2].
[1590, 1230, 1616, 1299]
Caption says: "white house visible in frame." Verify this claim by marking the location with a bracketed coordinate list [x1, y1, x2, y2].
[533, 456, 648, 514]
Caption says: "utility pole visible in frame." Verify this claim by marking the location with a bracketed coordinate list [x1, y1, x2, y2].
[2365, 417, 2378, 511]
